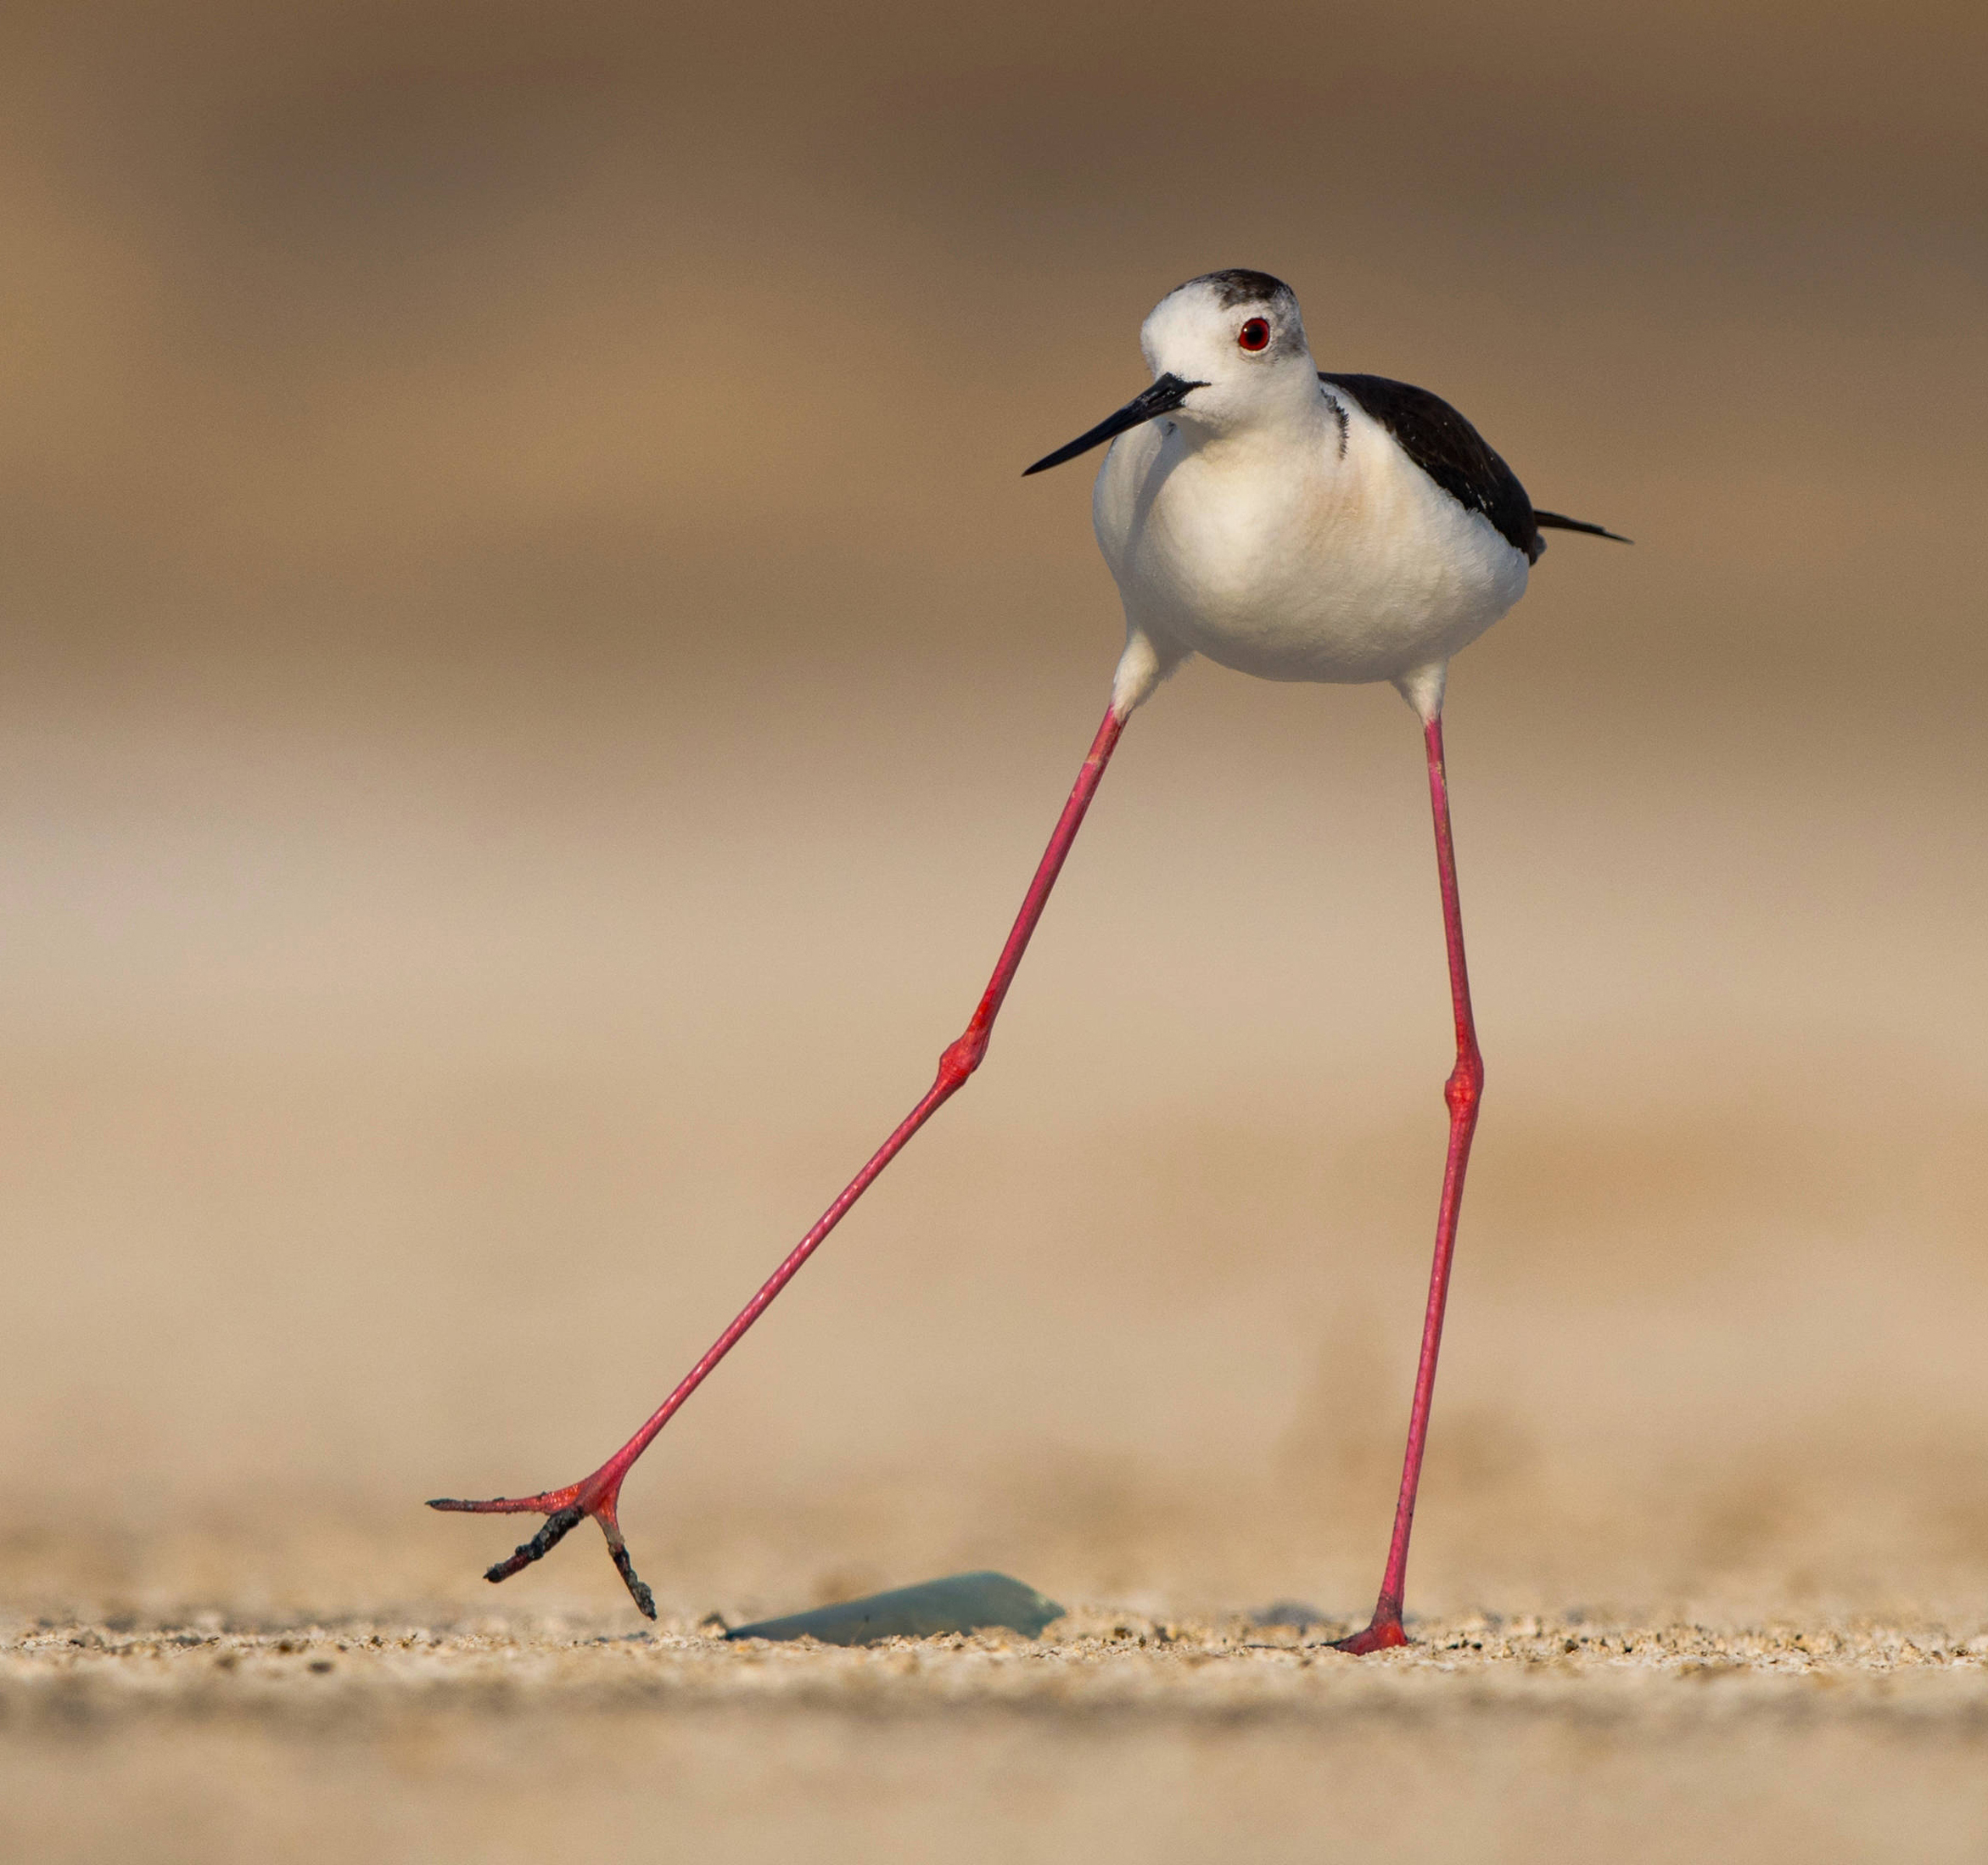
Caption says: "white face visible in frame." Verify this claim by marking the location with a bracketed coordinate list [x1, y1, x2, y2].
[1022, 270, 1321, 479]
[1138, 276, 1316, 429]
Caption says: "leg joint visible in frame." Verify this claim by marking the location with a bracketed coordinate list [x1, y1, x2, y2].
[938, 1024, 989, 1090]
[1445, 1042, 1484, 1116]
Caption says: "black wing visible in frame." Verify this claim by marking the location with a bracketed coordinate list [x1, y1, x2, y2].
[1534, 510, 1632, 544]
[1319, 372, 1542, 563]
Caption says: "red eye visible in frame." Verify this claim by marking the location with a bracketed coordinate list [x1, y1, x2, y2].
[1238, 316, 1271, 351]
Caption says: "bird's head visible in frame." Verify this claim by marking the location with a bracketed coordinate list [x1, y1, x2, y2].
[1024, 269, 1317, 477]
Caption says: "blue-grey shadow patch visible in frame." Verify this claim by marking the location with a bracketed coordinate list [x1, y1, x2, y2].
[724, 1571, 1065, 1646]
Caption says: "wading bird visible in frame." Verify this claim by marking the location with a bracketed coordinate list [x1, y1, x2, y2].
[432, 268, 1627, 1650]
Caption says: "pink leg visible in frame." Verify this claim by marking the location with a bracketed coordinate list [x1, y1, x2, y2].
[1335, 713, 1485, 1654]
[431, 702, 1130, 1615]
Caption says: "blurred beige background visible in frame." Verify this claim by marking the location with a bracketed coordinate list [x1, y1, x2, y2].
[1, 0, 1985, 1639]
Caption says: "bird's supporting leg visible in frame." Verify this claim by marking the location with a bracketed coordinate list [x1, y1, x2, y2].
[430, 701, 1131, 1616]
[1335, 712, 1485, 1654]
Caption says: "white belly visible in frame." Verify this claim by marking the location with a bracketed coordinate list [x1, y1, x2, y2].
[1092, 406, 1529, 686]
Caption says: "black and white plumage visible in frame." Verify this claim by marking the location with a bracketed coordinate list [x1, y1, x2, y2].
[1025, 269, 1624, 720]
[1320, 372, 1625, 564]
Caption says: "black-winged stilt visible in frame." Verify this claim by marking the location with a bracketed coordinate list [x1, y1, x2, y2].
[432, 267, 1627, 1651]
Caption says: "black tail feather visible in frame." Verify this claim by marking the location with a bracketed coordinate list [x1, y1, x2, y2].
[1534, 510, 1632, 545]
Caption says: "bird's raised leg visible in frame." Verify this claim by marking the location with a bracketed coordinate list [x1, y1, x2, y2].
[430, 701, 1131, 1616]
[1336, 711, 1485, 1654]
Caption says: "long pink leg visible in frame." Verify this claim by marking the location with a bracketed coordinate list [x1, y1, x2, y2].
[1336, 712, 1486, 1654]
[431, 701, 1129, 1616]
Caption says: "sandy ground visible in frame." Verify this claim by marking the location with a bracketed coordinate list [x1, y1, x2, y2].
[8, 1597, 1988, 1863]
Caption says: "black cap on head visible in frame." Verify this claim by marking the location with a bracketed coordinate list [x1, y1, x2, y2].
[1182, 268, 1296, 310]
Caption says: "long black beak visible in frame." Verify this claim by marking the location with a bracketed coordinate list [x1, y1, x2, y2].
[1022, 372, 1207, 477]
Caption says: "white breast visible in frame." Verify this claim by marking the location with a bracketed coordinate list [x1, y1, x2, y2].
[1092, 389, 1530, 689]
